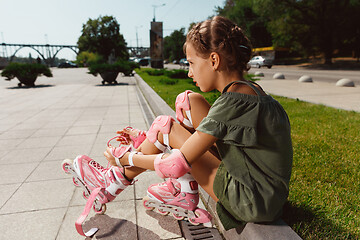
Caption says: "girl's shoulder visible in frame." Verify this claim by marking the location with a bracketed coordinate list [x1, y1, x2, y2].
[225, 80, 267, 96]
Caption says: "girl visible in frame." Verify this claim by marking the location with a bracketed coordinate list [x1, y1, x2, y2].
[108, 15, 293, 230]
[67, 16, 293, 236]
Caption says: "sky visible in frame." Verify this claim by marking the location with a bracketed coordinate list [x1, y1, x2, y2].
[0, 0, 225, 60]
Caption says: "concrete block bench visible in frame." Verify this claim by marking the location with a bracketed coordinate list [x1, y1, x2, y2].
[199, 187, 302, 240]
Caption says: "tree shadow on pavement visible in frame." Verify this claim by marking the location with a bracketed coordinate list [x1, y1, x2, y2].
[145, 209, 183, 236]
[83, 214, 162, 240]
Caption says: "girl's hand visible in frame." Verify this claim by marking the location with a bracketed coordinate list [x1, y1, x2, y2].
[104, 147, 117, 166]
[116, 127, 142, 144]
[104, 147, 130, 166]
[116, 128, 131, 144]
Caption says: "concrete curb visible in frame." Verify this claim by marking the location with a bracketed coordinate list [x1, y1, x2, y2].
[134, 73, 176, 119]
[134, 72, 302, 240]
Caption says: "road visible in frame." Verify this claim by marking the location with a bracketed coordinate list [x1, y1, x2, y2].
[165, 64, 360, 85]
[248, 66, 360, 85]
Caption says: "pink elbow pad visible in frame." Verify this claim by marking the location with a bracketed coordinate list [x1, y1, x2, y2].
[175, 90, 194, 128]
[154, 149, 191, 179]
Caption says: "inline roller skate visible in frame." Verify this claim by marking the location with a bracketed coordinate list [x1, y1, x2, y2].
[61, 130, 145, 237]
[145, 114, 211, 225]
[143, 173, 212, 225]
[62, 155, 133, 236]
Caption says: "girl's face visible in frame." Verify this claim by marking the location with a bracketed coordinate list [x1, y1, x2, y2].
[186, 43, 216, 92]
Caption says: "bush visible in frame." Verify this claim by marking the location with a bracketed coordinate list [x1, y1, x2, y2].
[1, 63, 52, 81]
[88, 60, 139, 76]
[122, 61, 139, 76]
[143, 69, 167, 76]
[165, 69, 189, 79]
[142, 69, 189, 79]
[159, 77, 179, 85]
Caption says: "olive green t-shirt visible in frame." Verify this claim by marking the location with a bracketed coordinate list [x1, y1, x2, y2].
[196, 81, 293, 230]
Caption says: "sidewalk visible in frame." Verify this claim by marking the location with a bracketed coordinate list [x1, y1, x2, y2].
[248, 69, 360, 112]
[0, 68, 189, 240]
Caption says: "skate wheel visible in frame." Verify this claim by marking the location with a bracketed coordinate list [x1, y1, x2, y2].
[188, 217, 200, 226]
[188, 209, 202, 226]
[142, 199, 154, 211]
[72, 178, 80, 187]
[188, 208, 211, 225]
[62, 159, 73, 174]
[172, 212, 184, 220]
[83, 191, 90, 200]
[93, 204, 106, 214]
[157, 208, 169, 216]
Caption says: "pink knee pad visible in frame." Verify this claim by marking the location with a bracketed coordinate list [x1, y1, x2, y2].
[146, 115, 174, 152]
[154, 149, 191, 179]
[175, 90, 194, 128]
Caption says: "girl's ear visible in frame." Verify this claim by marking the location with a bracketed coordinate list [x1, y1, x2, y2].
[210, 52, 220, 70]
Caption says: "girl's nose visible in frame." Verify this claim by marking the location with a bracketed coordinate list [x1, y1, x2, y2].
[188, 69, 193, 78]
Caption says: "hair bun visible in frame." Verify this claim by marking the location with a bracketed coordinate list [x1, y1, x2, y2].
[185, 16, 252, 73]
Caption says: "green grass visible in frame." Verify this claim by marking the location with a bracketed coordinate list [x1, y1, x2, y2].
[136, 68, 360, 239]
[137, 68, 221, 109]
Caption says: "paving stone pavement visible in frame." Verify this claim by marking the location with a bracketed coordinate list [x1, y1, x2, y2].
[0, 68, 186, 240]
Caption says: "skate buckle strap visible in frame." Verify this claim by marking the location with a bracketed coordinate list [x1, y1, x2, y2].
[107, 136, 132, 167]
[75, 187, 101, 237]
[166, 178, 180, 196]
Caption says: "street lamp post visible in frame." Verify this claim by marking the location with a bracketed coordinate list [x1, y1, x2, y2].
[135, 25, 143, 49]
[152, 3, 165, 22]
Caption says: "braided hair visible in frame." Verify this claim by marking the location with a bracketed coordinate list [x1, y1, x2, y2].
[184, 16, 252, 74]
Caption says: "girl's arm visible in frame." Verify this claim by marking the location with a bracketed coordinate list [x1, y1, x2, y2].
[105, 130, 217, 169]
[104, 148, 157, 170]
[180, 130, 218, 164]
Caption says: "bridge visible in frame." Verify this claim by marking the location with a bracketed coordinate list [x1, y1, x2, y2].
[0, 43, 150, 66]
[1, 43, 79, 66]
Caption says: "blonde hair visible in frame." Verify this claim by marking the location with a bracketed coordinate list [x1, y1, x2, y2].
[184, 16, 252, 73]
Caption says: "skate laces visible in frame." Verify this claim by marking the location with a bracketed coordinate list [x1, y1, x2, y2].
[89, 160, 107, 173]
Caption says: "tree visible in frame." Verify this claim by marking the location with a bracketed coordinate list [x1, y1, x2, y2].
[76, 51, 101, 67]
[341, 0, 360, 61]
[254, 0, 355, 64]
[216, 0, 272, 48]
[77, 16, 129, 62]
[163, 28, 186, 61]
